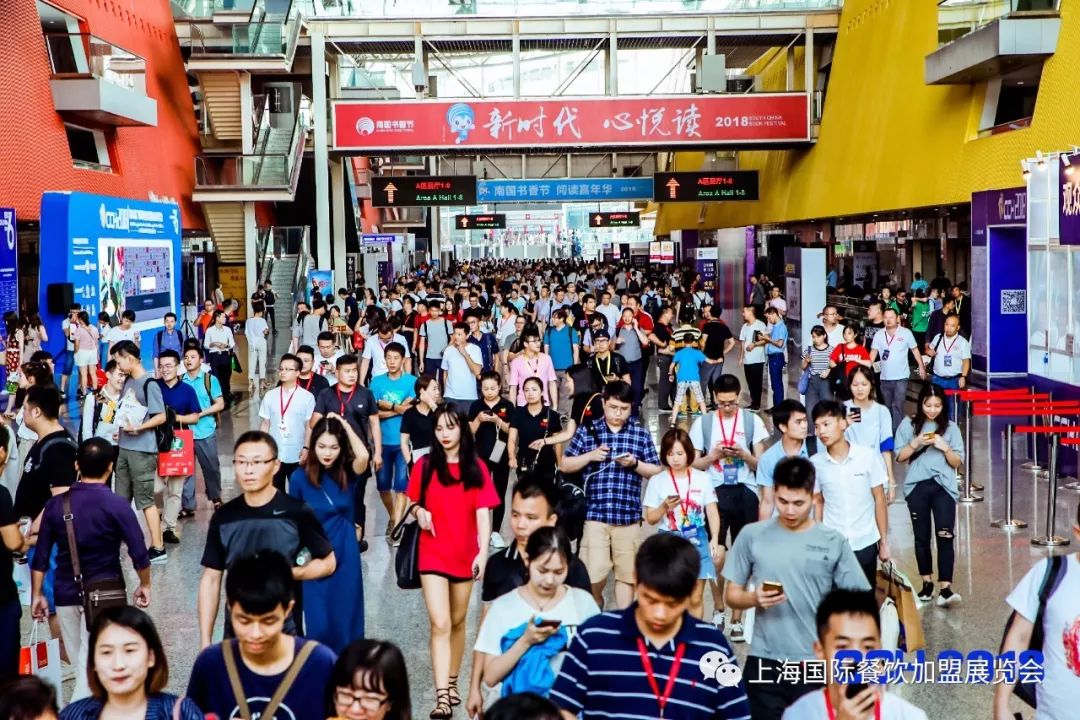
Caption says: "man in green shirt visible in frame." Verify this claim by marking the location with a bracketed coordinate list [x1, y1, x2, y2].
[910, 288, 932, 353]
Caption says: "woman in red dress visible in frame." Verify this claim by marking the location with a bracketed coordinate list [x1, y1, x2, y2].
[407, 405, 499, 719]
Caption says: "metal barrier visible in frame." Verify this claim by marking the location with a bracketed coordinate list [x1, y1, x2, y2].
[1015, 424, 1080, 548]
[946, 388, 1033, 503]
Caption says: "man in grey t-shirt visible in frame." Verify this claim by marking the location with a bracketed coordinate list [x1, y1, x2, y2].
[300, 301, 327, 348]
[113, 341, 169, 563]
[418, 301, 452, 377]
[723, 455, 869, 720]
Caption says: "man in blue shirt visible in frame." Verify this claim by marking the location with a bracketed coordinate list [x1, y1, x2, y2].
[543, 309, 580, 412]
[756, 400, 815, 520]
[180, 344, 225, 517]
[763, 306, 789, 405]
[152, 312, 186, 377]
[561, 381, 660, 609]
[369, 343, 417, 531]
[551, 533, 751, 720]
[465, 310, 500, 375]
[156, 350, 205, 545]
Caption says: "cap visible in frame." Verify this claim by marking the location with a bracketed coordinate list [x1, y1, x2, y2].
[592, 329, 611, 341]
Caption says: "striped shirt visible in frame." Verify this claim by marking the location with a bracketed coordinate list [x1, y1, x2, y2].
[550, 605, 752, 720]
[805, 344, 833, 375]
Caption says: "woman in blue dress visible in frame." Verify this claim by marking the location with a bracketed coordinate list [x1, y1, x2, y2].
[289, 413, 370, 651]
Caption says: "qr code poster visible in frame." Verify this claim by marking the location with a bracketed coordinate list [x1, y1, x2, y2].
[1000, 290, 1027, 315]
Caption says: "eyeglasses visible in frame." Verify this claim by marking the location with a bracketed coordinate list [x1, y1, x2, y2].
[233, 458, 277, 468]
[335, 690, 389, 711]
[716, 401, 740, 408]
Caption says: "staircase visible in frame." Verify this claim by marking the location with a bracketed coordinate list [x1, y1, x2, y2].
[269, 254, 300, 307]
[253, 124, 293, 186]
[203, 203, 246, 263]
[199, 72, 242, 141]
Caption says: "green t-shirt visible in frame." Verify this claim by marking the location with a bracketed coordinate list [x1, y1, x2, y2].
[911, 301, 931, 332]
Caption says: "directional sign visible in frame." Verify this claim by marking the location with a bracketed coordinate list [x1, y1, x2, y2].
[455, 214, 506, 230]
[652, 171, 759, 202]
[589, 211, 641, 228]
[371, 175, 477, 207]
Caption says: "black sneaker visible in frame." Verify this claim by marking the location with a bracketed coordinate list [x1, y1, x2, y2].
[148, 546, 168, 564]
[177, 509, 196, 520]
[163, 530, 181, 545]
[917, 581, 934, 603]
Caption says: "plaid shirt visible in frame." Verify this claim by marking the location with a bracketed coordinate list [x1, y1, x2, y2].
[566, 418, 659, 526]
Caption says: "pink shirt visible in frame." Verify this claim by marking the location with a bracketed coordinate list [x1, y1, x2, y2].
[508, 352, 558, 406]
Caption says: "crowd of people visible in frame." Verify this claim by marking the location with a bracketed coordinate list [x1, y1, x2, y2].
[0, 258, 1073, 720]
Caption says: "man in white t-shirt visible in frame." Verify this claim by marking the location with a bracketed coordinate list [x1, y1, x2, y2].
[258, 353, 316, 491]
[739, 305, 769, 411]
[689, 372, 767, 640]
[767, 286, 788, 316]
[995, 509, 1080, 720]
[359, 321, 412, 384]
[441, 323, 483, 416]
[821, 304, 846, 348]
[314, 332, 344, 387]
[782, 589, 929, 720]
[924, 313, 970, 420]
[870, 309, 926, 432]
[811, 400, 890, 588]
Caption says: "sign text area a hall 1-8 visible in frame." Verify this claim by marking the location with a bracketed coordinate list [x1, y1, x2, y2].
[588, 211, 641, 228]
[371, 176, 477, 207]
[652, 171, 759, 203]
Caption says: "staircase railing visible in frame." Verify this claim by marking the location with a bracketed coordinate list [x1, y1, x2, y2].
[289, 227, 313, 308]
[255, 226, 275, 287]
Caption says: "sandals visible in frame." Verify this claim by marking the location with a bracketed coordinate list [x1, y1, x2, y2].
[430, 689, 452, 719]
[448, 676, 462, 706]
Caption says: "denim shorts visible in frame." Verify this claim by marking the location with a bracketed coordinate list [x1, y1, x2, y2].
[376, 446, 409, 493]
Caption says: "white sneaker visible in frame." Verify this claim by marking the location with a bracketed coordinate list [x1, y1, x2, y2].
[489, 532, 507, 549]
[935, 589, 962, 608]
[729, 621, 746, 643]
[712, 610, 726, 631]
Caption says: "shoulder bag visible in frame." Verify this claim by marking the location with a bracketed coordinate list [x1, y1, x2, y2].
[63, 493, 127, 632]
[389, 460, 431, 589]
[222, 639, 316, 720]
[1000, 555, 1067, 708]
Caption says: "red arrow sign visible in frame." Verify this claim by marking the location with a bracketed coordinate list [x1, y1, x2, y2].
[383, 182, 398, 203]
[666, 178, 680, 199]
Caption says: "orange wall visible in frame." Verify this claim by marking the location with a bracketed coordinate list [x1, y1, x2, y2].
[0, 0, 203, 228]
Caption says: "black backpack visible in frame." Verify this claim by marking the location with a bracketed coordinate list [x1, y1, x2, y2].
[150, 378, 177, 452]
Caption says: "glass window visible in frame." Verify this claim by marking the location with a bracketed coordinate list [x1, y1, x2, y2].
[65, 124, 112, 170]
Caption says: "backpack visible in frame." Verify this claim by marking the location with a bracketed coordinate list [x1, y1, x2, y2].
[557, 394, 604, 548]
[644, 293, 662, 321]
[701, 408, 758, 459]
[154, 329, 185, 358]
[1000, 555, 1068, 708]
[149, 378, 177, 453]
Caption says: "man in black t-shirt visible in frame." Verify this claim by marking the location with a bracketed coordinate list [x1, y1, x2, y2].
[700, 304, 735, 409]
[14, 387, 78, 520]
[197, 431, 335, 648]
[0, 424, 29, 680]
[466, 478, 593, 717]
[587, 330, 629, 388]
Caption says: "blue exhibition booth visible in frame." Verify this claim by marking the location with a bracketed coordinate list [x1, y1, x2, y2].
[39, 191, 182, 371]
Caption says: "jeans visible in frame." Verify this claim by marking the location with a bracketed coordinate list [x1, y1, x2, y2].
[0, 597, 19, 682]
[933, 374, 962, 422]
[767, 353, 786, 405]
[627, 358, 645, 414]
[554, 369, 572, 415]
[803, 374, 833, 434]
[376, 446, 409, 493]
[880, 378, 909, 433]
[744, 362, 765, 410]
[183, 435, 223, 510]
[446, 398, 474, 417]
[423, 357, 442, 378]
[744, 656, 821, 720]
[655, 354, 675, 411]
[907, 480, 956, 583]
[699, 360, 725, 406]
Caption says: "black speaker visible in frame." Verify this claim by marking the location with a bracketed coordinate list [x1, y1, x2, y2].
[46, 283, 74, 314]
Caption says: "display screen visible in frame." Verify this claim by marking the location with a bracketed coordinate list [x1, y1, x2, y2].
[98, 240, 175, 327]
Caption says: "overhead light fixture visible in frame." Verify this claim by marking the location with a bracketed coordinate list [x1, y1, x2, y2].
[1021, 159, 1031, 180]
[1036, 150, 1046, 168]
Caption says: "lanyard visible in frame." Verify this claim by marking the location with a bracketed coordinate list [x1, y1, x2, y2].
[941, 335, 958, 355]
[668, 468, 693, 520]
[636, 639, 686, 719]
[823, 688, 881, 720]
[279, 387, 298, 418]
[717, 411, 739, 446]
[883, 331, 898, 349]
[299, 375, 315, 391]
[596, 353, 612, 378]
[336, 386, 356, 415]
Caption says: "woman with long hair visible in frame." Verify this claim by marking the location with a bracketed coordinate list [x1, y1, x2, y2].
[72, 311, 100, 398]
[474, 527, 600, 701]
[400, 374, 441, 467]
[507, 377, 572, 483]
[800, 324, 833, 430]
[288, 415, 370, 651]
[842, 365, 897, 501]
[21, 314, 48, 364]
[329, 640, 412, 720]
[828, 324, 872, 381]
[468, 371, 515, 546]
[894, 383, 965, 608]
[202, 309, 236, 408]
[60, 607, 203, 720]
[406, 406, 499, 718]
[399, 296, 418, 351]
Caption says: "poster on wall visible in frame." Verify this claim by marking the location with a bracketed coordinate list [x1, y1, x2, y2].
[852, 251, 877, 290]
[969, 246, 987, 359]
[0, 208, 18, 319]
[308, 269, 333, 302]
[785, 277, 802, 325]
[38, 192, 181, 365]
[697, 248, 718, 304]
[218, 265, 247, 322]
[659, 241, 675, 264]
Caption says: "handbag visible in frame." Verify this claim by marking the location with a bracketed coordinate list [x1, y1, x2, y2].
[158, 427, 196, 477]
[797, 366, 812, 395]
[874, 560, 925, 652]
[389, 460, 431, 590]
[64, 494, 127, 632]
[19, 620, 61, 692]
[230, 350, 243, 373]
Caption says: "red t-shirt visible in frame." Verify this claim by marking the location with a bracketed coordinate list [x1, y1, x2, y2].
[633, 309, 655, 333]
[407, 458, 499, 580]
[830, 344, 871, 376]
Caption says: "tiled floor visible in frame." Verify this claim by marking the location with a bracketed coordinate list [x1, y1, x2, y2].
[30, 336, 1077, 718]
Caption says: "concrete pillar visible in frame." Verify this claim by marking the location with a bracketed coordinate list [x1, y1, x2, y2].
[786, 45, 795, 92]
[243, 202, 258, 316]
[239, 71, 253, 153]
[312, 30, 331, 271]
[607, 28, 618, 95]
[804, 28, 815, 94]
[512, 29, 521, 98]
[331, 157, 347, 291]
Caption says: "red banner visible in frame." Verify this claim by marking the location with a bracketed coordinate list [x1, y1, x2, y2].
[333, 94, 810, 151]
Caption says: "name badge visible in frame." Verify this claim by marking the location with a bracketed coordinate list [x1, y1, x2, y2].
[279, 420, 290, 438]
[943, 356, 953, 368]
[881, 349, 890, 361]
[723, 463, 739, 485]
